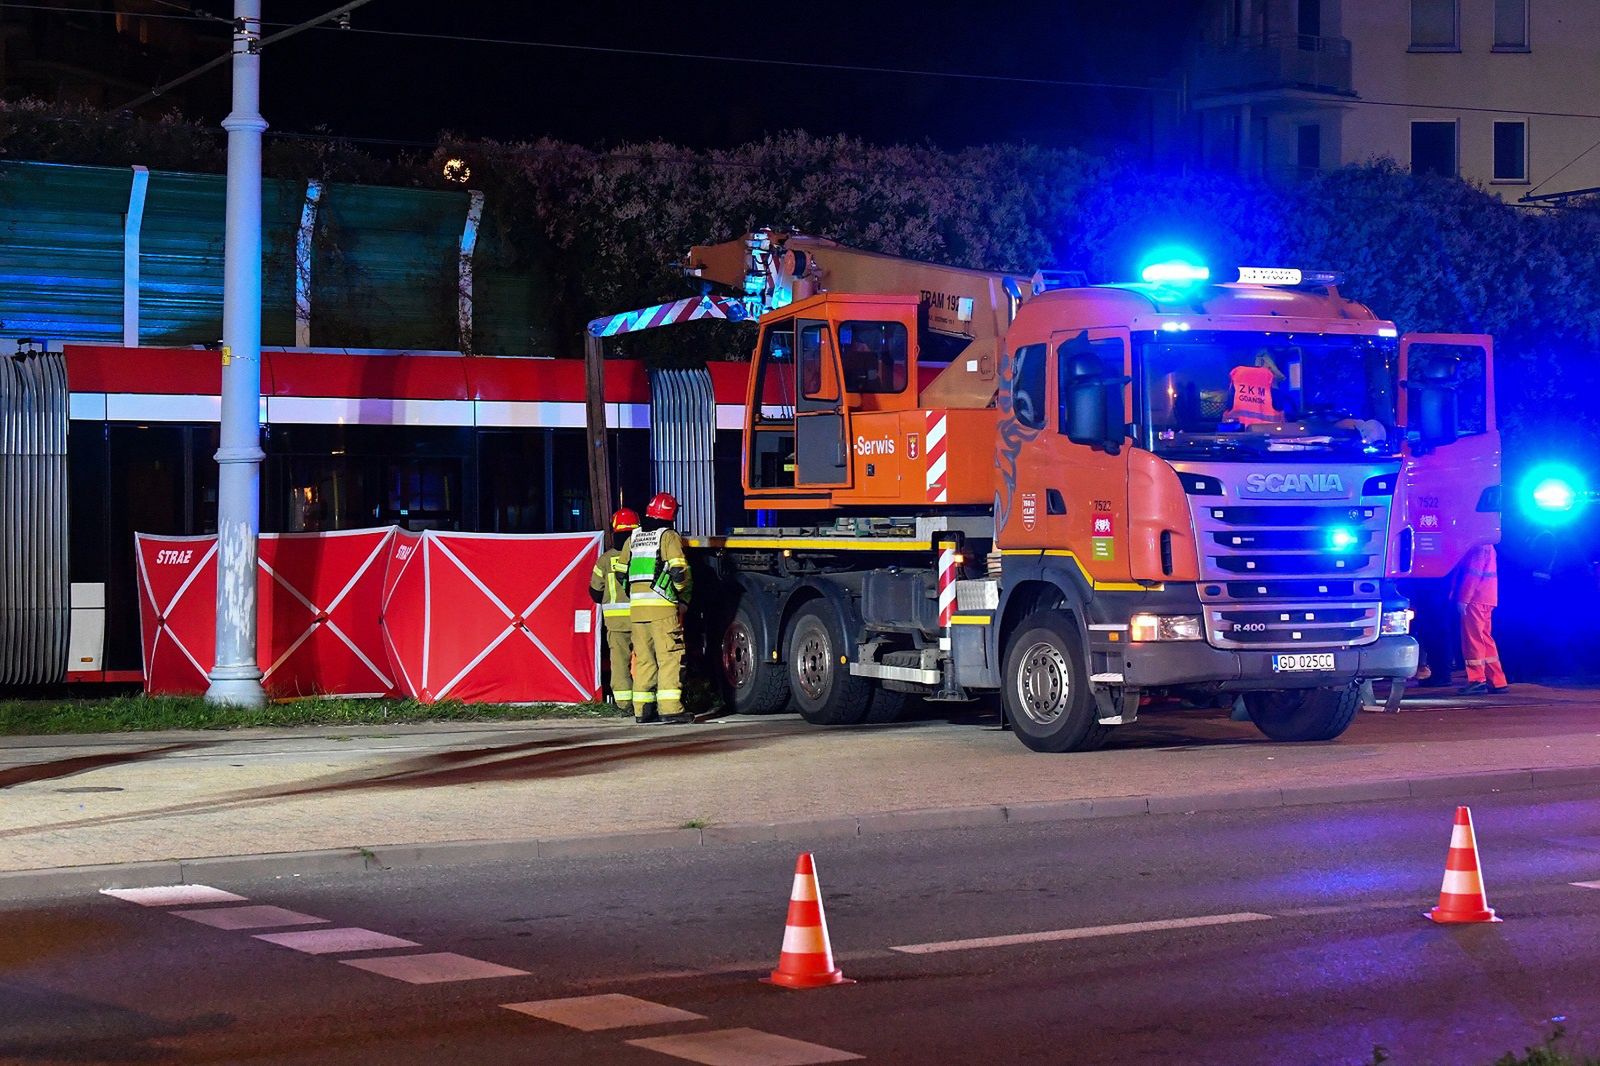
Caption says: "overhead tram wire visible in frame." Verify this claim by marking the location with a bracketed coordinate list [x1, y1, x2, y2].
[4, 3, 1178, 97]
[115, 0, 378, 112]
[143, 0, 232, 22]
[263, 22, 1600, 119]
[24, 4, 1600, 120]
[1, 1, 221, 23]
[273, 26, 1179, 95]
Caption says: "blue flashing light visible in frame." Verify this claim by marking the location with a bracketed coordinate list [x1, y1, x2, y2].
[1520, 463, 1590, 527]
[1136, 245, 1210, 287]
[1327, 527, 1359, 551]
[1141, 260, 1211, 285]
[1532, 478, 1576, 512]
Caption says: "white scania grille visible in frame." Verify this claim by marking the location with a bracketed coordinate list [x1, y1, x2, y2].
[1177, 464, 1398, 652]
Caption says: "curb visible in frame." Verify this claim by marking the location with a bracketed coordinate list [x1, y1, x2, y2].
[4, 764, 1600, 902]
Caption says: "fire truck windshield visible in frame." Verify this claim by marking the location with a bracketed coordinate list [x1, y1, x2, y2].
[1137, 330, 1400, 459]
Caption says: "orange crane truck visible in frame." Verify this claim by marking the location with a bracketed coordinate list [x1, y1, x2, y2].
[592, 232, 1498, 751]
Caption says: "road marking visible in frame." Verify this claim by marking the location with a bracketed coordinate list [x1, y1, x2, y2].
[503, 993, 705, 1031]
[170, 905, 329, 930]
[627, 1028, 862, 1065]
[101, 885, 247, 907]
[1571, 880, 1600, 890]
[253, 927, 420, 955]
[340, 951, 528, 984]
[889, 911, 1274, 955]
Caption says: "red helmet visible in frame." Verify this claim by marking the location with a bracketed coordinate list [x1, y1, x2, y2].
[610, 507, 640, 534]
[645, 492, 679, 522]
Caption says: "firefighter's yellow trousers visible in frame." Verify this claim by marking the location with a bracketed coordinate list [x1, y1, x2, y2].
[631, 609, 686, 718]
[603, 623, 633, 715]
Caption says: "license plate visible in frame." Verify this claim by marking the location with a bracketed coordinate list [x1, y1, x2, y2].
[1272, 652, 1335, 672]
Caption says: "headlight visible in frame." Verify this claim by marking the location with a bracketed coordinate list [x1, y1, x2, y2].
[1380, 609, 1413, 636]
[1130, 613, 1203, 642]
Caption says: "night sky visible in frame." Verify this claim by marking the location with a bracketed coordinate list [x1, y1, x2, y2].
[211, 1, 1207, 152]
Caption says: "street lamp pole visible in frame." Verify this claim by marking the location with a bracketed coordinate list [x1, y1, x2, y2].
[206, 0, 267, 708]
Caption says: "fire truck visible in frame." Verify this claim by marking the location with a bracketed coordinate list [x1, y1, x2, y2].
[592, 232, 1500, 752]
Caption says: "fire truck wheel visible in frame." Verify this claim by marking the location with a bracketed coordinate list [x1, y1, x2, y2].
[1243, 684, 1362, 742]
[720, 602, 791, 714]
[1001, 613, 1109, 753]
[786, 602, 873, 726]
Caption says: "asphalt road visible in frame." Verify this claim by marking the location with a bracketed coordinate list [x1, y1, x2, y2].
[6, 787, 1600, 1065]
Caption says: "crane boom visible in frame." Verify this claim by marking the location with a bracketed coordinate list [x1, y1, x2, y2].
[683, 230, 1036, 407]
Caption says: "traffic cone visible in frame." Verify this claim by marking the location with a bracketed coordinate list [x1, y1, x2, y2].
[762, 852, 853, 989]
[1426, 806, 1501, 923]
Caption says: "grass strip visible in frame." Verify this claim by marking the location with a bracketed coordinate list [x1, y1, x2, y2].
[0, 696, 625, 736]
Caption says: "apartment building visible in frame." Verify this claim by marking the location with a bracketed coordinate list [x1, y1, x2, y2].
[0, 0, 221, 115]
[1185, 0, 1600, 201]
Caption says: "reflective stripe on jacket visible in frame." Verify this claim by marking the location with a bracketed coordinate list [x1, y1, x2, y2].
[1453, 544, 1499, 606]
[590, 548, 630, 617]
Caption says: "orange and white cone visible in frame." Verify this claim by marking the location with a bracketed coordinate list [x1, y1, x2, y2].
[1426, 806, 1501, 923]
[762, 852, 853, 989]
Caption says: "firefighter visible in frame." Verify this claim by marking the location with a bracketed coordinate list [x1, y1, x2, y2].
[1453, 543, 1509, 695]
[1224, 350, 1286, 425]
[625, 492, 694, 724]
[590, 507, 640, 719]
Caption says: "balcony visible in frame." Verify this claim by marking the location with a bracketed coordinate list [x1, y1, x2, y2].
[1190, 34, 1353, 100]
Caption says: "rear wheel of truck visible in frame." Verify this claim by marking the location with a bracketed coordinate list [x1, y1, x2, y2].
[1000, 613, 1109, 753]
[721, 601, 790, 714]
[862, 687, 910, 724]
[1244, 684, 1362, 742]
[786, 601, 873, 726]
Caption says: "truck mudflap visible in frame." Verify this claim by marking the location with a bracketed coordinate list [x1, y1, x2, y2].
[1118, 635, 1418, 690]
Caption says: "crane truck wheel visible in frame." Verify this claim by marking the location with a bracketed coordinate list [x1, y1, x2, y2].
[1000, 613, 1109, 753]
[1243, 684, 1362, 742]
[862, 687, 910, 724]
[720, 601, 790, 714]
[785, 601, 873, 726]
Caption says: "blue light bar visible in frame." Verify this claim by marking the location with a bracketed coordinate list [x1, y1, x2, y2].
[1141, 260, 1211, 285]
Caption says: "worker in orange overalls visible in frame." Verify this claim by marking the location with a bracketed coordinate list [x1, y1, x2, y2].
[1224, 351, 1286, 425]
[1453, 543, 1509, 695]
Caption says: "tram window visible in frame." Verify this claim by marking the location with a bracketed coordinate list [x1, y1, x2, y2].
[387, 460, 460, 531]
[285, 457, 370, 532]
[550, 430, 592, 531]
[479, 431, 546, 532]
[189, 425, 219, 533]
[68, 421, 108, 583]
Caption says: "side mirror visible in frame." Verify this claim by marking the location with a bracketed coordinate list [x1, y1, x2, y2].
[1063, 354, 1127, 454]
[1408, 365, 1460, 449]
